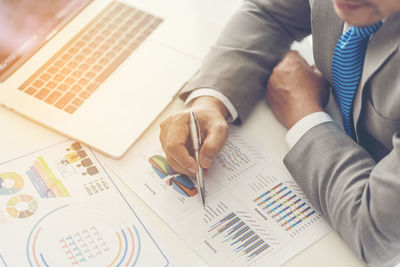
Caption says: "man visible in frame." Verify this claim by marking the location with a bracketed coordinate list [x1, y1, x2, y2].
[159, 0, 400, 266]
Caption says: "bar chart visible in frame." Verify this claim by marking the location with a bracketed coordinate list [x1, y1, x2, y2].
[208, 212, 270, 262]
[25, 156, 70, 198]
[253, 183, 317, 232]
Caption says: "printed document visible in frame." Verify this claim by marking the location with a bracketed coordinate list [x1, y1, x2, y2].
[0, 141, 168, 266]
[104, 126, 331, 267]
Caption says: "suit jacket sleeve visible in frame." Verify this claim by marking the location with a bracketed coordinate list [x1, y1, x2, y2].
[179, 0, 312, 121]
[284, 122, 400, 267]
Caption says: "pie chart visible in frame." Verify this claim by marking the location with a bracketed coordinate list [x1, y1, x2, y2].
[0, 172, 24, 195]
[6, 194, 38, 219]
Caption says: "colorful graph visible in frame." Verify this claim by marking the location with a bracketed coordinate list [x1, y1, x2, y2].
[26, 156, 70, 198]
[6, 194, 38, 219]
[58, 225, 110, 265]
[56, 225, 140, 266]
[27, 205, 142, 267]
[0, 172, 24, 195]
[216, 140, 251, 172]
[208, 212, 269, 261]
[65, 142, 99, 176]
[149, 155, 197, 197]
[254, 183, 316, 231]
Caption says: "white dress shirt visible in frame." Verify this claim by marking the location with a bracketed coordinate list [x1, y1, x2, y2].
[185, 87, 334, 148]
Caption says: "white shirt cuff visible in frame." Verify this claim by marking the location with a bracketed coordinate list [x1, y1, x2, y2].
[184, 88, 239, 123]
[285, 111, 334, 148]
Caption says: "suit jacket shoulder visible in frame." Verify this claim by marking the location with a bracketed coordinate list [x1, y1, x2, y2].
[179, 0, 312, 121]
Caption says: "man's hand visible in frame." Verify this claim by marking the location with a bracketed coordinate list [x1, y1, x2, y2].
[266, 51, 329, 129]
[159, 96, 230, 177]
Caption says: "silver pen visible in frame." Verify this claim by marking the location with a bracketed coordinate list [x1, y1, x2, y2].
[189, 111, 206, 207]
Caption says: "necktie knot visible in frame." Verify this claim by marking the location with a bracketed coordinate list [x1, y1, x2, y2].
[348, 21, 383, 38]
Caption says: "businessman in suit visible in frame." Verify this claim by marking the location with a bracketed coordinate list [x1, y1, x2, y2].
[159, 0, 400, 265]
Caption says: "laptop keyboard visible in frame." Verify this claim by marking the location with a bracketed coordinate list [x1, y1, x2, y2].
[18, 1, 163, 114]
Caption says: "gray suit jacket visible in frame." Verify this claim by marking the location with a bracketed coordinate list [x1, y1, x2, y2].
[180, 0, 400, 266]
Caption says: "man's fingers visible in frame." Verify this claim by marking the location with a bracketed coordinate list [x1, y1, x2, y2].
[286, 50, 309, 66]
[165, 154, 196, 177]
[312, 64, 324, 76]
[199, 121, 229, 168]
[160, 104, 230, 176]
[159, 118, 169, 150]
[165, 122, 198, 174]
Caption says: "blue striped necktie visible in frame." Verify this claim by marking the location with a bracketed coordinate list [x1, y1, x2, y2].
[331, 21, 382, 138]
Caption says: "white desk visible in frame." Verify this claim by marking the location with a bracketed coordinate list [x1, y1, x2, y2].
[0, 0, 367, 265]
[0, 95, 365, 267]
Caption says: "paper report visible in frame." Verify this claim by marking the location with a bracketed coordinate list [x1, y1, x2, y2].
[0, 141, 168, 267]
[104, 126, 332, 267]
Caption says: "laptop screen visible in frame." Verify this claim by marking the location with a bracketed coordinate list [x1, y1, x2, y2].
[0, 0, 91, 80]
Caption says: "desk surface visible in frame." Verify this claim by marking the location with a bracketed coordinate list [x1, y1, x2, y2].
[0, 97, 365, 267]
[0, 0, 366, 265]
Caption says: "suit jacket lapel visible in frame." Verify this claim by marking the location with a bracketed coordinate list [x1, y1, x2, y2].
[311, 0, 343, 84]
[353, 12, 400, 139]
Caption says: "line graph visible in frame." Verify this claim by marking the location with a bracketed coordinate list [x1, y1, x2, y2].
[214, 138, 266, 182]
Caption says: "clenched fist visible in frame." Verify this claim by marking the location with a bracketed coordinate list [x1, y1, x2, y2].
[266, 51, 329, 129]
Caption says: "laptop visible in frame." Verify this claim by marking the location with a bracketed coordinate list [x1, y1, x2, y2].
[0, 0, 210, 158]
